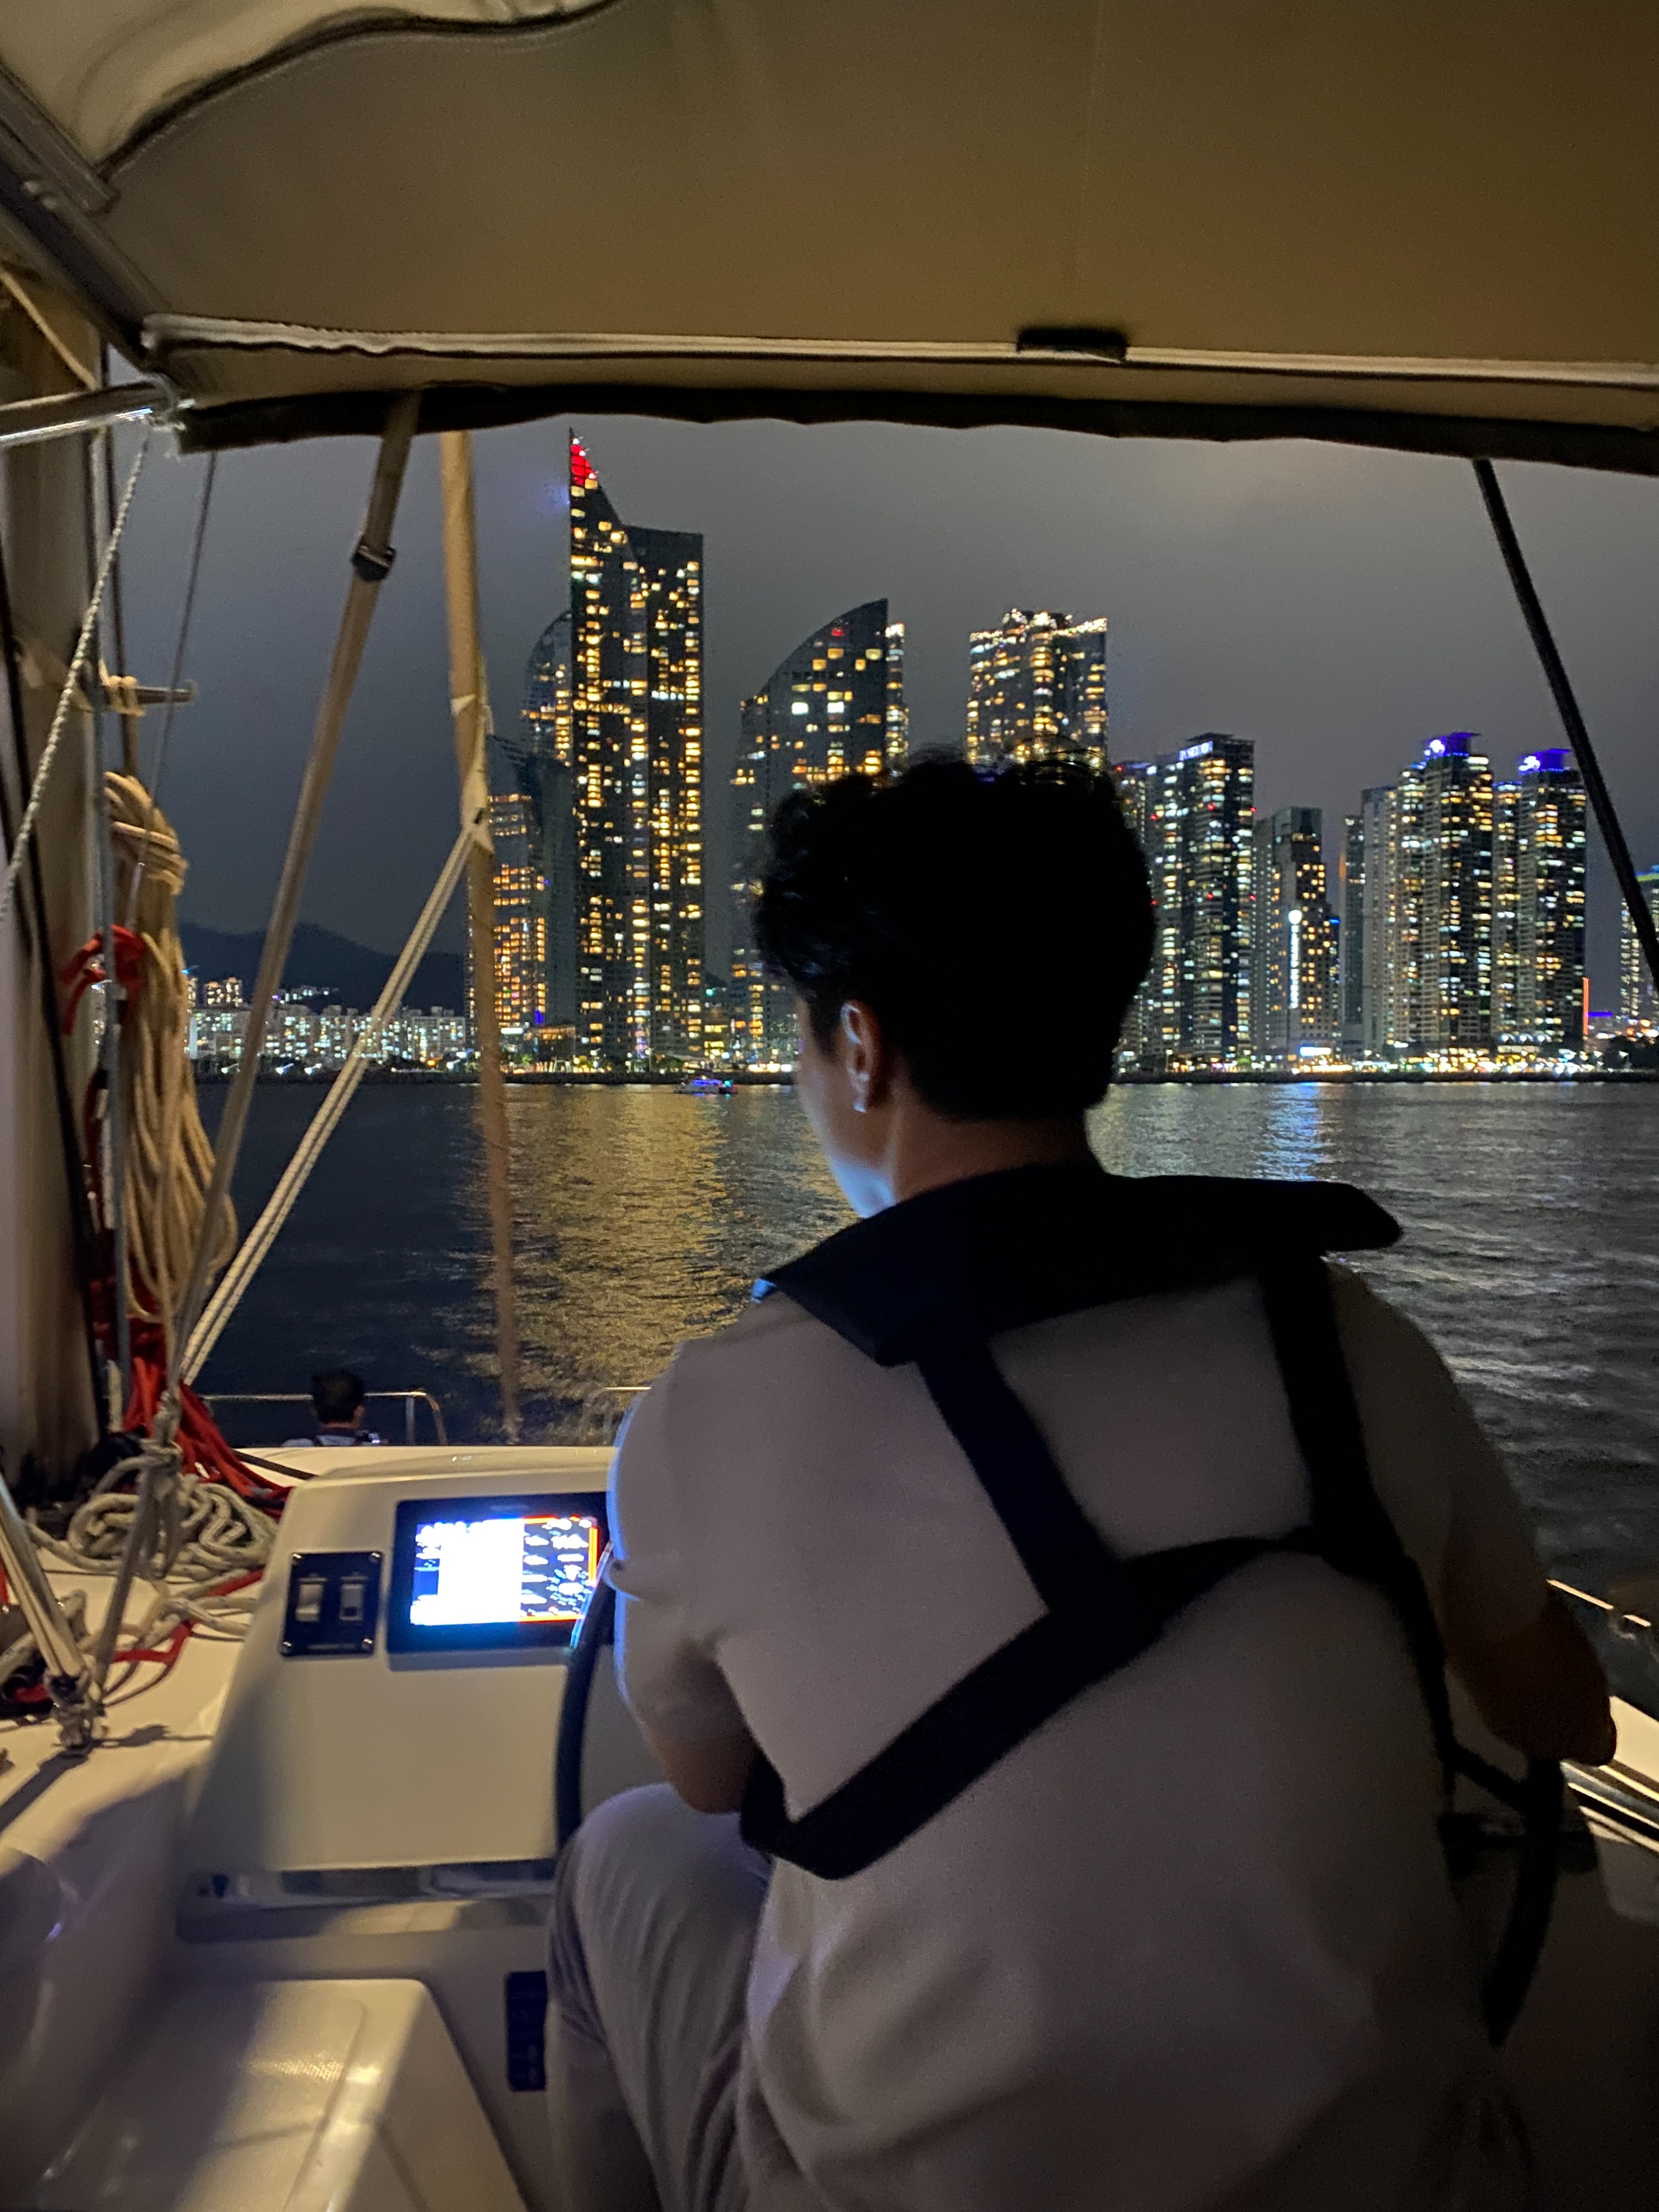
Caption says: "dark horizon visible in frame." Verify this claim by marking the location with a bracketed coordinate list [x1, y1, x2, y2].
[107, 415, 1659, 998]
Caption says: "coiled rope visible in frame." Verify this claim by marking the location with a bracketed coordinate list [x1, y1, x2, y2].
[103, 769, 236, 1327]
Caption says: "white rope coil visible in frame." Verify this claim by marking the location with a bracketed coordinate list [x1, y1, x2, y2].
[105, 769, 236, 1323]
[25, 1451, 273, 1662]
[0, 429, 150, 933]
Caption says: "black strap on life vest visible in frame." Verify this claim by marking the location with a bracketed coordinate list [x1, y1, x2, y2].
[740, 1167, 1454, 1880]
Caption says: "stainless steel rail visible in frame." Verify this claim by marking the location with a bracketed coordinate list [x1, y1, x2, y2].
[0, 381, 166, 451]
[202, 1389, 448, 1446]
[0, 1455, 97, 1752]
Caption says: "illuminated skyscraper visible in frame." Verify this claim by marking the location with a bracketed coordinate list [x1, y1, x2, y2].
[568, 435, 703, 1069]
[1111, 757, 1175, 1067]
[1170, 737, 1254, 1064]
[1114, 738, 1252, 1067]
[500, 609, 576, 1052]
[1251, 807, 1335, 1061]
[1619, 867, 1659, 1031]
[483, 792, 546, 1051]
[964, 609, 1108, 770]
[1338, 812, 1365, 1051]
[1395, 733, 1493, 1055]
[1512, 749, 1585, 1047]
[1357, 785, 1397, 1058]
[730, 601, 907, 1066]
[1491, 777, 1520, 1039]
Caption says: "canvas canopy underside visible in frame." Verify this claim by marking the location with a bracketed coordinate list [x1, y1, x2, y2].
[0, 0, 1655, 467]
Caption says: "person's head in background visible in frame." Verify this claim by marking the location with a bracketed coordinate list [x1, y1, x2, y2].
[754, 757, 1153, 1218]
[311, 1368, 367, 1434]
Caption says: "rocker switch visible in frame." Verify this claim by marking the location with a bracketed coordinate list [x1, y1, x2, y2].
[293, 1577, 326, 1625]
[338, 1577, 368, 1625]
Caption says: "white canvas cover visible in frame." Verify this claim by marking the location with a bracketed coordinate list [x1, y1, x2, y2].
[0, 0, 1653, 463]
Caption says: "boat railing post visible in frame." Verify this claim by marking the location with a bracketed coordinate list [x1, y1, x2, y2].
[0, 1453, 98, 1754]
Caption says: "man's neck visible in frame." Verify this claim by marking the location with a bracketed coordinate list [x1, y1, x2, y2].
[886, 1113, 1093, 1207]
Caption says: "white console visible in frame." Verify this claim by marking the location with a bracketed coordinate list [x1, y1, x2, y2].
[183, 1448, 620, 1884]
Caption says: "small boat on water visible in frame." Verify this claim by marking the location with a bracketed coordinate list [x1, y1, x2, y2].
[675, 1073, 734, 1095]
[3, 5, 1659, 2207]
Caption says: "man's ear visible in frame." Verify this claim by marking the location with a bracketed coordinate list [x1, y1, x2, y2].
[839, 1000, 894, 1114]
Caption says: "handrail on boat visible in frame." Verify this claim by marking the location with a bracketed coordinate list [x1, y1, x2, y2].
[202, 1389, 448, 1447]
[1551, 1577, 1654, 1637]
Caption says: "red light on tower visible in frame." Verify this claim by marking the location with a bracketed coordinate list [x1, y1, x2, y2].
[570, 435, 597, 492]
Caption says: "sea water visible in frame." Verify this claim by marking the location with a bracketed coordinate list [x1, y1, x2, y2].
[204, 1081, 1659, 1615]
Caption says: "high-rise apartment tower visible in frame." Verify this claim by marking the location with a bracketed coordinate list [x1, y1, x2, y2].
[1115, 738, 1253, 1066]
[568, 435, 704, 1070]
[1251, 806, 1336, 1061]
[1509, 749, 1585, 1048]
[1338, 812, 1365, 1051]
[1619, 867, 1659, 1031]
[502, 609, 577, 1048]
[1395, 733, 1494, 1055]
[964, 609, 1108, 770]
[484, 792, 547, 1051]
[729, 600, 906, 1066]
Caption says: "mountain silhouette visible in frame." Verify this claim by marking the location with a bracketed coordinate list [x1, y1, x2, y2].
[179, 920, 463, 1013]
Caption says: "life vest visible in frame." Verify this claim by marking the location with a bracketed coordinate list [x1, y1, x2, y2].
[740, 1162, 1454, 1879]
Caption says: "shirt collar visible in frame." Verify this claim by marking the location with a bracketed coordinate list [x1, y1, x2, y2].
[757, 1164, 1399, 1366]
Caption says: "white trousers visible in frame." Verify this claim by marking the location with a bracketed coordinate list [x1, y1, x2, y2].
[546, 1785, 769, 2212]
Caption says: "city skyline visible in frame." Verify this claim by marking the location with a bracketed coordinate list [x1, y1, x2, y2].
[106, 417, 1658, 1005]
[479, 451, 1609, 1073]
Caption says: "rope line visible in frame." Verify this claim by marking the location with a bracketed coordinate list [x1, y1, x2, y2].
[0, 427, 150, 934]
[126, 451, 217, 930]
[185, 814, 479, 1380]
[167, 394, 420, 1399]
[101, 771, 237, 1329]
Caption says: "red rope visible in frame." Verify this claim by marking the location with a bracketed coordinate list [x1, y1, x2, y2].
[69, 1020, 289, 1512]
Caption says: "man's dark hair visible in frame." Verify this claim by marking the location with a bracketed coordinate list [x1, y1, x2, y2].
[754, 757, 1153, 1120]
[311, 1368, 366, 1425]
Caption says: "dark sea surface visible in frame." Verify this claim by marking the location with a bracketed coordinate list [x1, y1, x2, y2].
[201, 1081, 1659, 1623]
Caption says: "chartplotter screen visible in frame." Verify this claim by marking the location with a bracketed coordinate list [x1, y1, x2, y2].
[387, 1493, 607, 1652]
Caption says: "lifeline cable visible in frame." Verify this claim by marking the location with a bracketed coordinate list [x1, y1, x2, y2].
[185, 811, 481, 1381]
[167, 393, 420, 1388]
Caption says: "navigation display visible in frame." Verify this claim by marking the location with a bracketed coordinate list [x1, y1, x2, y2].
[387, 1493, 607, 1653]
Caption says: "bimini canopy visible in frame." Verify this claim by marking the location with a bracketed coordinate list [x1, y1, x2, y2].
[0, 0, 1656, 466]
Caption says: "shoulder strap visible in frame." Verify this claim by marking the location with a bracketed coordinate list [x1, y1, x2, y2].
[1257, 1260, 1455, 1781]
[744, 1256, 1454, 1879]
[742, 1321, 1297, 1876]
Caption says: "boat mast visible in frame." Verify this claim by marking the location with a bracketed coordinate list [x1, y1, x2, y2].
[439, 430, 522, 1444]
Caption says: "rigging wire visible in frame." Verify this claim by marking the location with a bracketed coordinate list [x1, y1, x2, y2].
[125, 451, 217, 931]
[185, 811, 481, 1381]
[166, 394, 420, 1394]
[1472, 457, 1659, 1003]
[0, 426, 151, 936]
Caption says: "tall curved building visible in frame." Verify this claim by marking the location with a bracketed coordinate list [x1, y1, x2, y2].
[730, 601, 906, 1067]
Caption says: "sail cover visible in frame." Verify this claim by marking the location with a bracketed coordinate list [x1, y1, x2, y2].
[0, 0, 1655, 466]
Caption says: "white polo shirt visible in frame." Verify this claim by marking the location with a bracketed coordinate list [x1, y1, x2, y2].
[609, 1261, 1546, 2211]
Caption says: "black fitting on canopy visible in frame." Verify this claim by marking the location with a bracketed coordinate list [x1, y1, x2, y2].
[350, 537, 397, 582]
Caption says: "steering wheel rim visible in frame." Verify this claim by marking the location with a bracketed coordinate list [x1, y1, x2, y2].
[1452, 1745, 1565, 2045]
[555, 1569, 1564, 2044]
[555, 1556, 617, 1851]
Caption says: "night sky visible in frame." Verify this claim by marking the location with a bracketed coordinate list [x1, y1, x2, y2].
[108, 414, 1659, 996]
